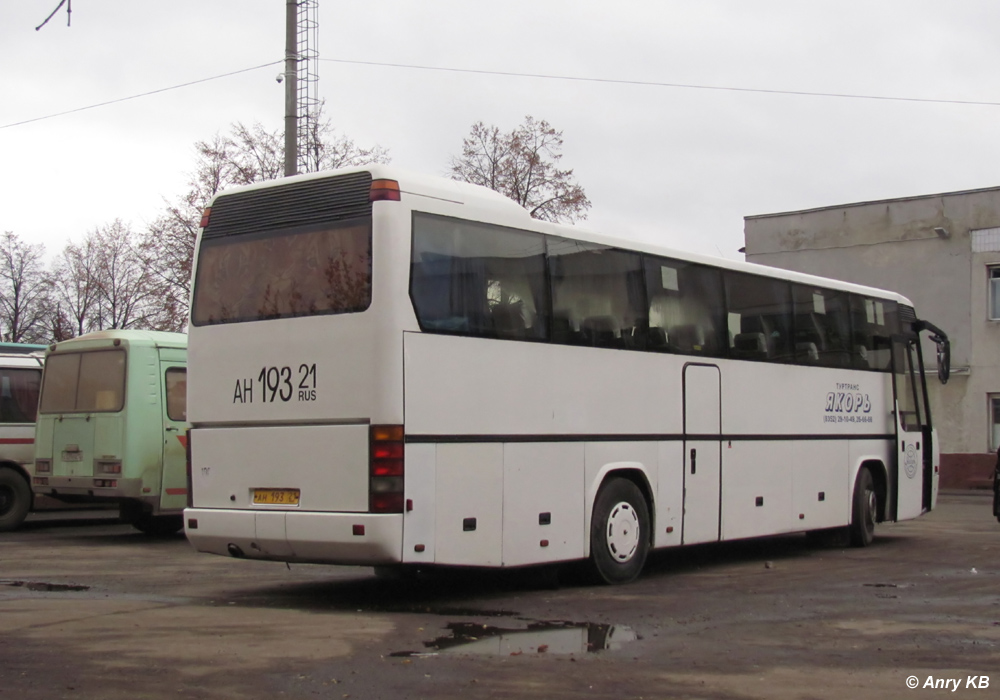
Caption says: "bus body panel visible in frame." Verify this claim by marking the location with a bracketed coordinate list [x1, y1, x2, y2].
[654, 441, 685, 548]
[190, 424, 369, 512]
[403, 332, 680, 437]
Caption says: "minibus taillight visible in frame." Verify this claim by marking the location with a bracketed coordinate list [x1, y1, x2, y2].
[370, 424, 404, 513]
[34, 459, 51, 474]
[199, 207, 212, 228]
[369, 179, 401, 202]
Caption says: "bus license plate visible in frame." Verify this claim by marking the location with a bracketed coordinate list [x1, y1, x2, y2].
[252, 489, 300, 505]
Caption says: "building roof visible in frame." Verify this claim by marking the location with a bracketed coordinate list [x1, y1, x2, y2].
[746, 185, 1000, 221]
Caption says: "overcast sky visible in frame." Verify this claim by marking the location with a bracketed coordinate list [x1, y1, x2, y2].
[3, 0, 1000, 263]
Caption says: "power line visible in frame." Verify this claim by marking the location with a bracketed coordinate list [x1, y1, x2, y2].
[320, 57, 1000, 108]
[0, 61, 283, 130]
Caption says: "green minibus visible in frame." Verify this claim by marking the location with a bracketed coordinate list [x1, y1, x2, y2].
[33, 330, 188, 534]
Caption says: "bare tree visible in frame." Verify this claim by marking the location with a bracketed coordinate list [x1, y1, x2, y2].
[50, 237, 102, 337]
[0, 232, 52, 343]
[89, 221, 160, 330]
[144, 108, 391, 325]
[450, 116, 591, 224]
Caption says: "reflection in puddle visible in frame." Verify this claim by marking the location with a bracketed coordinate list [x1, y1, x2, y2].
[392, 620, 637, 657]
[2, 580, 90, 592]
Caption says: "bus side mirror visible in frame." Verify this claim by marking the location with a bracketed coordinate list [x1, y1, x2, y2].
[914, 320, 950, 385]
[935, 336, 950, 385]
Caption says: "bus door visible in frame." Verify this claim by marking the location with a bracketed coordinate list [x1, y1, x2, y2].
[682, 363, 722, 544]
[891, 338, 929, 521]
[159, 364, 188, 513]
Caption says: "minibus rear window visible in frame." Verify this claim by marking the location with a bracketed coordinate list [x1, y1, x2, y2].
[40, 350, 126, 414]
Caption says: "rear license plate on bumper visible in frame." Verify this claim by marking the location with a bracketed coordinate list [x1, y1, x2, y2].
[252, 489, 300, 505]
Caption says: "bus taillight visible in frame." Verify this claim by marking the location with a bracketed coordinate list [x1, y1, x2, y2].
[369, 179, 401, 202]
[185, 428, 193, 509]
[370, 424, 404, 513]
[199, 208, 212, 228]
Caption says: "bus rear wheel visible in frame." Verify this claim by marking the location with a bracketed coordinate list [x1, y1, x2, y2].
[850, 467, 877, 547]
[132, 513, 184, 536]
[0, 468, 31, 532]
[589, 478, 650, 585]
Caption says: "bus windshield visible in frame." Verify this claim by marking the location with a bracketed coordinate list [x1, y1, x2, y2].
[191, 221, 372, 326]
[39, 350, 126, 414]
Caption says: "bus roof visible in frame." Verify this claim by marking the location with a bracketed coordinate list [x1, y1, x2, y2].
[0, 342, 47, 354]
[49, 330, 188, 352]
[209, 165, 914, 308]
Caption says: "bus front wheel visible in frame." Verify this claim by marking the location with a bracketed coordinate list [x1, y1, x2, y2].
[850, 467, 877, 547]
[0, 467, 31, 532]
[589, 478, 650, 585]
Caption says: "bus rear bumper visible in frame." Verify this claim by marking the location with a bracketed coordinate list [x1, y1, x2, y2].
[183, 508, 403, 565]
[32, 476, 144, 501]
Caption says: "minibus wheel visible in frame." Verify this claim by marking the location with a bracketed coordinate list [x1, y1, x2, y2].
[589, 477, 650, 585]
[0, 467, 31, 532]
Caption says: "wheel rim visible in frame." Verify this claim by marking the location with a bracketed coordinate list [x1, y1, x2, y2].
[865, 488, 877, 533]
[605, 501, 640, 563]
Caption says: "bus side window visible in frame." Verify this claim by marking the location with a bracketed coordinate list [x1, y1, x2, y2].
[850, 296, 899, 371]
[643, 256, 725, 357]
[165, 368, 187, 422]
[791, 286, 851, 368]
[0, 369, 40, 423]
[723, 271, 793, 362]
[410, 213, 548, 341]
[547, 240, 645, 350]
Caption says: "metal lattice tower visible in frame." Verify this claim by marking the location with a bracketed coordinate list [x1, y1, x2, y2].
[296, 0, 321, 173]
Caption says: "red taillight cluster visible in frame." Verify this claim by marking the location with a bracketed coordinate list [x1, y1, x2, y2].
[370, 425, 404, 513]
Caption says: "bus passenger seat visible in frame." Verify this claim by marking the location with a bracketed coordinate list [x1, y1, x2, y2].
[733, 332, 768, 360]
[491, 306, 524, 336]
[796, 341, 819, 363]
[669, 324, 705, 354]
[853, 344, 871, 368]
[551, 312, 578, 344]
[581, 316, 620, 347]
[647, 327, 669, 351]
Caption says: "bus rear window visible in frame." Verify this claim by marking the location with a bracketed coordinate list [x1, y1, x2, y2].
[40, 350, 126, 414]
[191, 222, 372, 326]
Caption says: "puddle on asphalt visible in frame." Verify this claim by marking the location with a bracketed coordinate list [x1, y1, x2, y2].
[2, 580, 90, 592]
[391, 620, 637, 657]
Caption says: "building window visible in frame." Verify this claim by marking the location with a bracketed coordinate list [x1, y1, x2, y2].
[991, 396, 1000, 452]
[990, 267, 1000, 321]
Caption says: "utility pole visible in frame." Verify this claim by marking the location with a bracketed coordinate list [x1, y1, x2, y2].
[283, 0, 298, 177]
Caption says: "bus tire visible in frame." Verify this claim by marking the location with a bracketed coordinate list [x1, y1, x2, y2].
[588, 478, 650, 585]
[0, 467, 31, 532]
[132, 514, 184, 536]
[849, 467, 877, 547]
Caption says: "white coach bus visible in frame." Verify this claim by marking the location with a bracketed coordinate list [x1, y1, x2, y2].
[184, 166, 949, 584]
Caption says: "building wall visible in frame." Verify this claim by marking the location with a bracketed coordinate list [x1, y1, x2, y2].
[744, 188, 1000, 482]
